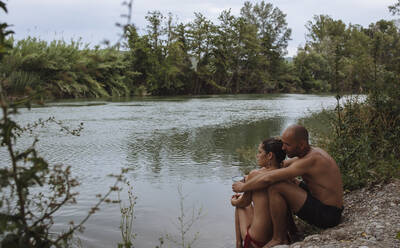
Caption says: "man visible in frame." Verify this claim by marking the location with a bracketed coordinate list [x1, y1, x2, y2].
[232, 124, 343, 248]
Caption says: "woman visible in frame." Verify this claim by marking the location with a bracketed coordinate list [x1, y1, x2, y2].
[231, 138, 287, 248]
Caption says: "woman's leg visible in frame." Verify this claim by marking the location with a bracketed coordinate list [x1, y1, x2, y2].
[247, 190, 273, 246]
[235, 205, 253, 248]
[235, 208, 242, 248]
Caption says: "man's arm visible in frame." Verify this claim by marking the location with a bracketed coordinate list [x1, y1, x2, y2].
[282, 157, 299, 168]
[232, 156, 315, 192]
[282, 157, 301, 183]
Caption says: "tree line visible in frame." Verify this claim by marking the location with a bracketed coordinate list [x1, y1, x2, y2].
[1, 1, 400, 98]
[301, 1, 400, 190]
[296, 15, 400, 93]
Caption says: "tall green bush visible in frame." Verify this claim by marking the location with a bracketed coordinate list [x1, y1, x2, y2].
[303, 93, 400, 190]
[0, 38, 130, 98]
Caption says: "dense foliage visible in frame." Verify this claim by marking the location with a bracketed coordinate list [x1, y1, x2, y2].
[1, 38, 129, 98]
[296, 2, 400, 190]
[302, 91, 400, 190]
[301, 92, 400, 191]
[295, 15, 400, 94]
[1, 1, 295, 98]
[312, 4, 400, 190]
[3, 2, 400, 98]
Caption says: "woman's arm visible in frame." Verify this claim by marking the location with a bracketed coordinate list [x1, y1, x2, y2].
[231, 169, 262, 207]
[231, 192, 252, 208]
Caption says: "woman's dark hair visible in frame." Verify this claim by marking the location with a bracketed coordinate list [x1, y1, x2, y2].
[262, 137, 286, 165]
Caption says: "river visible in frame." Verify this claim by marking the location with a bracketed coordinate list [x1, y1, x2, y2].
[1, 94, 339, 247]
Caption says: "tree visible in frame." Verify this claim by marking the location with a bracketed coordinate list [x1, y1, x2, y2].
[365, 20, 400, 84]
[240, 1, 291, 80]
[243, 1, 281, 50]
[0, 1, 13, 61]
[187, 13, 216, 94]
[173, 23, 195, 94]
[305, 15, 348, 92]
[341, 24, 374, 92]
[294, 48, 330, 92]
[145, 11, 164, 52]
[207, 9, 249, 93]
[389, 0, 400, 15]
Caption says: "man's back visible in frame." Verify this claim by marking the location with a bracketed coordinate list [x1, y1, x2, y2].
[299, 147, 343, 208]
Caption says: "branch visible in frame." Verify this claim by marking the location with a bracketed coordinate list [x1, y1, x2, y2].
[53, 175, 122, 245]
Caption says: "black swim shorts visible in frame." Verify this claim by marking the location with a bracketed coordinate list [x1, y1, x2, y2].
[296, 181, 343, 229]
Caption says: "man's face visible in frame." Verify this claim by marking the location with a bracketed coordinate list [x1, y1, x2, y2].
[281, 130, 300, 158]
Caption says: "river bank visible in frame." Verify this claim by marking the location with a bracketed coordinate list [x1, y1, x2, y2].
[280, 179, 400, 248]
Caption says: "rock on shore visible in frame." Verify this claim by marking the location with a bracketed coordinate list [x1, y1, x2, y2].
[285, 179, 400, 248]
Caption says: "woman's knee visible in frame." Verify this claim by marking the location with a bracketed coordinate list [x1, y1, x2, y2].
[235, 205, 249, 211]
[267, 181, 285, 194]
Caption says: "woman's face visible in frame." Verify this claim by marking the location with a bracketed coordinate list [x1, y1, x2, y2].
[256, 143, 269, 167]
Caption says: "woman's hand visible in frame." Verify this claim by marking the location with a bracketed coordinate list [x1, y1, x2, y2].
[231, 193, 242, 206]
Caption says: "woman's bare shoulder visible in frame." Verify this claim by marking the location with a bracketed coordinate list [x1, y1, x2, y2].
[247, 167, 272, 179]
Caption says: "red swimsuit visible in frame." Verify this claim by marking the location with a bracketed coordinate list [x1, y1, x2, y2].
[243, 227, 267, 248]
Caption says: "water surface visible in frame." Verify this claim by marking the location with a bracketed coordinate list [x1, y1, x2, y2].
[1, 94, 338, 247]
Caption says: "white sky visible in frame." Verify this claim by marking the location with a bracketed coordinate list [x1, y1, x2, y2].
[4, 0, 397, 56]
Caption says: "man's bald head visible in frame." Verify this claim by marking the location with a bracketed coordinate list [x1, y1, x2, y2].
[284, 124, 309, 144]
[281, 124, 310, 157]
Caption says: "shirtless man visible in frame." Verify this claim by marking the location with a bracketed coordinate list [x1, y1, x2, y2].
[232, 124, 343, 248]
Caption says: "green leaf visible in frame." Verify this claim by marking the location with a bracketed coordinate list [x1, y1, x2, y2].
[0, 2, 7, 13]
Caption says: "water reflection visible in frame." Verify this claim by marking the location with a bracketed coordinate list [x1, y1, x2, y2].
[125, 117, 285, 181]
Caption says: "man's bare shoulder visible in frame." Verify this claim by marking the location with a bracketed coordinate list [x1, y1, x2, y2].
[310, 147, 336, 162]
[305, 147, 339, 173]
[289, 147, 334, 171]
[291, 150, 317, 167]
[311, 147, 329, 155]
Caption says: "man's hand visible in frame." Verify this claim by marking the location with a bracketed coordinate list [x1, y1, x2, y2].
[232, 181, 245, 193]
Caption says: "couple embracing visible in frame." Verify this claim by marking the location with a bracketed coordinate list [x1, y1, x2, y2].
[231, 124, 343, 248]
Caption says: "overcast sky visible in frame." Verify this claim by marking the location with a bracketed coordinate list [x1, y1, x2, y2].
[4, 0, 397, 56]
